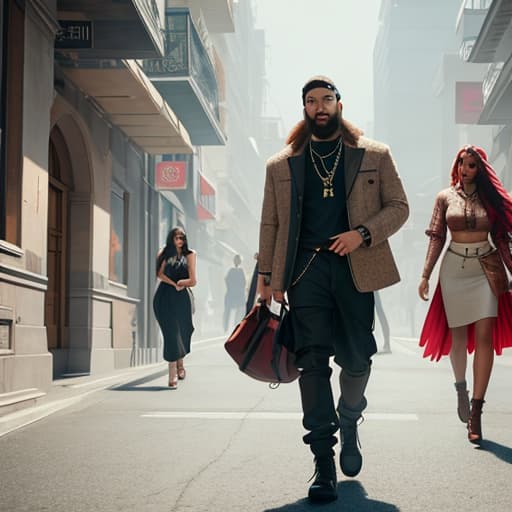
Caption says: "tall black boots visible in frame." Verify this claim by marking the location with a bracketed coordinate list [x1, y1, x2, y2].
[298, 366, 339, 456]
[299, 364, 370, 501]
[299, 366, 338, 502]
[338, 399, 365, 477]
[337, 369, 370, 477]
[308, 451, 338, 502]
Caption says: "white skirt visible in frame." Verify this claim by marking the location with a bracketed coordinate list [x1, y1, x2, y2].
[439, 240, 497, 328]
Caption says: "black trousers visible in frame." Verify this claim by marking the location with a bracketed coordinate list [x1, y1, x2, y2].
[288, 250, 377, 456]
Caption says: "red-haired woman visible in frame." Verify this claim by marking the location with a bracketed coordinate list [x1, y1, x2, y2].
[418, 145, 512, 444]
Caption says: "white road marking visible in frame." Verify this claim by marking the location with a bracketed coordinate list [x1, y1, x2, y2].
[192, 336, 226, 346]
[388, 337, 424, 356]
[366, 413, 418, 421]
[141, 411, 418, 421]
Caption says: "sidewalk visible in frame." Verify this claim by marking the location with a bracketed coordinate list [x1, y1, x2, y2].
[4, 334, 511, 439]
[0, 362, 167, 438]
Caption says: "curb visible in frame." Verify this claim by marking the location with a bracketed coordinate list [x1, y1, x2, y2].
[0, 363, 166, 438]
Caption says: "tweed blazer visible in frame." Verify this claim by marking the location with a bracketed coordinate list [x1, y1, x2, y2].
[258, 136, 409, 293]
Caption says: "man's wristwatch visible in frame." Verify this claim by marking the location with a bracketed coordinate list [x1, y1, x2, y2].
[355, 225, 371, 247]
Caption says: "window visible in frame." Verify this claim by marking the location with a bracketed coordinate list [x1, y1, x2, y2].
[0, 0, 24, 244]
[109, 184, 128, 284]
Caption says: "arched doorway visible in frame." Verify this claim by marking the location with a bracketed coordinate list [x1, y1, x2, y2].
[46, 126, 73, 365]
[48, 105, 94, 376]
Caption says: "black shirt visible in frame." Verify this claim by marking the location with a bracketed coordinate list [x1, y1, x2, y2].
[299, 138, 349, 247]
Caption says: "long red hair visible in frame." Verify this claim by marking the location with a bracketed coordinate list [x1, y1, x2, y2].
[450, 145, 512, 237]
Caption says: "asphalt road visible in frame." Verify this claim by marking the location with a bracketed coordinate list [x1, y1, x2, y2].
[1, 335, 512, 512]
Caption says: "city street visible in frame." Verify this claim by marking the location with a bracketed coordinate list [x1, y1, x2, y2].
[1, 335, 512, 512]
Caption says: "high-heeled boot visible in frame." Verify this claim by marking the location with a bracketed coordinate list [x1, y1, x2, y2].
[454, 381, 470, 423]
[467, 398, 485, 444]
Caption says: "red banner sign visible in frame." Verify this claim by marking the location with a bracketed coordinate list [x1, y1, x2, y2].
[455, 82, 483, 125]
[155, 161, 187, 190]
[197, 174, 216, 220]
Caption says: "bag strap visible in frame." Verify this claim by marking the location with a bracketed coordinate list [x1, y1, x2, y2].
[270, 304, 289, 382]
[239, 303, 271, 371]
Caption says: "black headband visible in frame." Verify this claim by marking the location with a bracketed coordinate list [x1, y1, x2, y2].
[302, 80, 340, 104]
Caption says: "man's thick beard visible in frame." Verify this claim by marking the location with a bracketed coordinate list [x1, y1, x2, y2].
[305, 112, 340, 139]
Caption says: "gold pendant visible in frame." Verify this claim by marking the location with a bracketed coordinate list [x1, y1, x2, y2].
[323, 187, 334, 198]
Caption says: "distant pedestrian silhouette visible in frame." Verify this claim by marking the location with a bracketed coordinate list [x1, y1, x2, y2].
[223, 254, 246, 332]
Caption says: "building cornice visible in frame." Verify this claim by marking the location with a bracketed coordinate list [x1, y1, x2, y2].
[26, 0, 60, 41]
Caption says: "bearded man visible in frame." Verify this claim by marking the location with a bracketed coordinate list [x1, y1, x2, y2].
[257, 76, 409, 502]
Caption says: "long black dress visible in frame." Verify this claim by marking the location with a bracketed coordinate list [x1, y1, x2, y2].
[153, 254, 194, 362]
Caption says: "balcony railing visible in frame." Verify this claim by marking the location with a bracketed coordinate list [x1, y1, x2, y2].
[459, 37, 476, 61]
[482, 61, 504, 103]
[142, 9, 220, 122]
[456, 0, 493, 28]
[456, 0, 491, 61]
[463, 0, 492, 9]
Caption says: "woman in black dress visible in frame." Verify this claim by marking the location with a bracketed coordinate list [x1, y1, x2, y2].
[153, 227, 197, 389]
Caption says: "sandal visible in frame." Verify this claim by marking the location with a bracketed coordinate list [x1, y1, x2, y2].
[177, 359, 186, 380]
[468, 399, 484, 444]
[168, 362, 178, 389]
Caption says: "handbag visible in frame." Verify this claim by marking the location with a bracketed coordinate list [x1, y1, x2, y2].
[224, 302, 299, 384]
[478, 249, 509, 297]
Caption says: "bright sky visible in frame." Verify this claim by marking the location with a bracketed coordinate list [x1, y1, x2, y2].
[254, 0, 382, 137]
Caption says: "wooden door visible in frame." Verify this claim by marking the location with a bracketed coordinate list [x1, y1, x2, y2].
[45, 140, 68, 350]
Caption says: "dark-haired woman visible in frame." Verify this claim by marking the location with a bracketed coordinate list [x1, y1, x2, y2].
[418, 145, 512, 443]
[153, 227, 197, 389]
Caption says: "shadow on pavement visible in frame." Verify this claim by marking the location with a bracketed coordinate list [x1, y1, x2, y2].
[110, 369, 168, 391]
[264, 481, 399, 512]
[477, 439, 512, 464]
[112, 385, 171, 392]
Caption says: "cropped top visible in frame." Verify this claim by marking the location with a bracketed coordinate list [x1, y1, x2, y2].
[164, 254, 190, 282]
[422, 186, 491, 279]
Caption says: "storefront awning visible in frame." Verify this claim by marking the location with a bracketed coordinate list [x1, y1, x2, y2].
[197, 173, 216, 220]
[62, 60, 193, 154]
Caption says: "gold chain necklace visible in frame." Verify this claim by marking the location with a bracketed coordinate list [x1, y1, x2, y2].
[458, 187, 478, 229]
[309, 140, 343, 198]
[310, 137, 342, 160]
